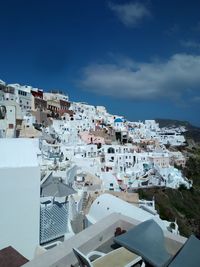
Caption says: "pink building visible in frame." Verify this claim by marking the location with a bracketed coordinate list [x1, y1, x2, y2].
[79, 131, 105, 144]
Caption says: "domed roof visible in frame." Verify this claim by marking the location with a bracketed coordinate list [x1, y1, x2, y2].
[86, 194, 168, 230]
[114, 118, 123, 123]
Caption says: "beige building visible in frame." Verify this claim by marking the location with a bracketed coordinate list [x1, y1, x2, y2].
[148, 153, 170, 168]
[170, 151, 186, 167]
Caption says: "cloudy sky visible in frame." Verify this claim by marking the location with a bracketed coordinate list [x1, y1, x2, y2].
[0, 0, 200, 125]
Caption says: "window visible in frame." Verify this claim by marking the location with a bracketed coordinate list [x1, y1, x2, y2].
[108, 147, 115, 154]
[0, 106, 6, 120]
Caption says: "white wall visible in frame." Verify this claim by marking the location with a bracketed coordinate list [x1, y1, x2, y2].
[0, 139, 40, 260]
[0, 167, 40, 260]
[15, 88, 32, 112]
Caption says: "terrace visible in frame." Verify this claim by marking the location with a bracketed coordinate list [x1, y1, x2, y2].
[23, 213, 186, 267]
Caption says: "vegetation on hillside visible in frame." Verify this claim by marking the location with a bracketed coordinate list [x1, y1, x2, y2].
[137, 147, 200, 237]
[183, 148, 200, 187]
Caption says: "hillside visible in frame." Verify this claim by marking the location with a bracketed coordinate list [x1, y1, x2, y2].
[155, 118, 191, 128]
[137, 147, 200, 237]
[155, 118, 200, 143]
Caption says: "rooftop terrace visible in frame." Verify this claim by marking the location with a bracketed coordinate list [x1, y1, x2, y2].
[23, 213, 186, 267]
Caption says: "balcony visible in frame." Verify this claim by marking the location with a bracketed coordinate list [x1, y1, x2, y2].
[23, 213, 186, 267]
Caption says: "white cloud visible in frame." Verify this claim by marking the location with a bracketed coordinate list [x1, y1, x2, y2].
[108, 2, 151, 27]
[181, 40, 200, 50]
[79, 54, 200, 101]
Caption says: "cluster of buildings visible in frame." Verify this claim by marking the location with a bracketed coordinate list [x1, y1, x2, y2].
[0, 79, 192, 265]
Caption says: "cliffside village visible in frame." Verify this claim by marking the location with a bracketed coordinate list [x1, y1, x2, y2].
[0, 79, 193, 260]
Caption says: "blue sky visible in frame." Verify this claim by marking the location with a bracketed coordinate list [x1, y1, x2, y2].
[0, 0, 200, 125]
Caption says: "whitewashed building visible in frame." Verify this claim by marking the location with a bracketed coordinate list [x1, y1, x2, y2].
[6, 84, 32, 114]
[0, 100, 23, 138]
